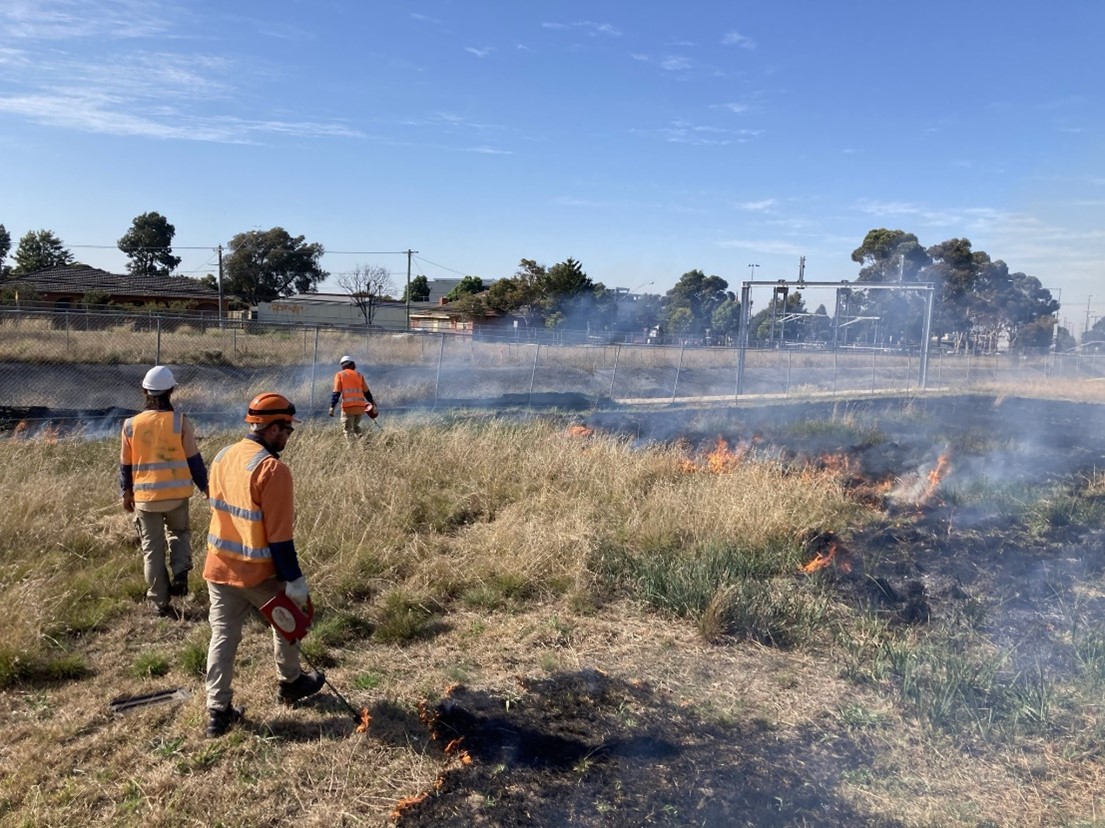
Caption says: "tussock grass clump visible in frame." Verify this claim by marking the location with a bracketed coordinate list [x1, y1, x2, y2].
[0, 416, 860, 686]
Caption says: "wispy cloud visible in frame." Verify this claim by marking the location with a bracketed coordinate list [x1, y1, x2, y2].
[0, 2, 361, 143]
[660, 55, 693, 72]
[722, 30, 756, 49]
[712, 102, 749, 114]
[649, 120, 762, 145]
[2, 0, 182, 40]
[718, 238, 805, 256]
[542, 21, 622, 37]
[0, 93, 362, 142]
[465, 46, 493, 58]
[649, 121, 763, 146]
[737, 199, 777, 212]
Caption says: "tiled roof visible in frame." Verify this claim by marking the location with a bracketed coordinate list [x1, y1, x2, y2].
[10, 265, 217, 299]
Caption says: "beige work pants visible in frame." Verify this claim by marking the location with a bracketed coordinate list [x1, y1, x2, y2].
[134, 500, 191, 610]
[205, 578, 303, 712]
[340, 410, 364, 440]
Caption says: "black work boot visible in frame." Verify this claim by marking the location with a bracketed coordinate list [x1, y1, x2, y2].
[168, 572, 190, 598]
[278, 670, 325, 705]
[206, 705, 243, 738]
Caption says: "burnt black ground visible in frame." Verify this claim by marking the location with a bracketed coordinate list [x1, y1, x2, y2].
[390, 671, 903, 828]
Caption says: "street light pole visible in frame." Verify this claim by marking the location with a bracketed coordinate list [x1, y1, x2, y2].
[748, 263, 759, 281]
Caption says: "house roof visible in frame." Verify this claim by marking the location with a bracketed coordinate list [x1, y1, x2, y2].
[10, 265, 218, 300]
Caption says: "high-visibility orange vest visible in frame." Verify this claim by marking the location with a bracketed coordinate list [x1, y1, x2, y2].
[333, 368, 369, 414]
[204, 439, 281, 587]
[123, 411, 193, 502]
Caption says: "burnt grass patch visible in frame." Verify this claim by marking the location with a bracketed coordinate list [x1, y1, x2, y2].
[595, 395, 1105, 676]
[394, 670, 903, 828]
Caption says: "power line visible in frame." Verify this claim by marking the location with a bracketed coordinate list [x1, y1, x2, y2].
[412, 254, 471, 277]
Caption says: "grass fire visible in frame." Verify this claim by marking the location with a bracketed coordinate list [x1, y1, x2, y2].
[3, 394, 1105, 825]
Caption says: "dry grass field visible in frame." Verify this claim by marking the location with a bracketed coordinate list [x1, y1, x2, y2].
[3, 397, 1105, 826]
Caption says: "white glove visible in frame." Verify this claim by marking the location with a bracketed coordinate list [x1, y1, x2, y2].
[284, 576, 309, 609]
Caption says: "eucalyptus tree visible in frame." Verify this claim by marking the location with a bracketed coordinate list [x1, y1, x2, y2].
[118, 212, 182, 277]
[12, 229, 74, 275]
[222, 227, 327, 306]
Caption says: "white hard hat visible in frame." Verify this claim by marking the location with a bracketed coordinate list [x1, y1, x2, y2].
[339, 355, 354, 366]
[142, 365, 176, 392]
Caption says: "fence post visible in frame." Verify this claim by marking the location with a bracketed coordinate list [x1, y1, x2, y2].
[156, 317, 162, 364]
[671, 343, 686, 403]
[608, 344, 621, 400]
[434, 334, 445, 407]
[311, 326, 319, 412]
[871, 349, 876, 393]
[65, 311, 70, 352]
[786, 348, 792, 396]
[832, 349, 838, 395]
[527, 342, 541, 407]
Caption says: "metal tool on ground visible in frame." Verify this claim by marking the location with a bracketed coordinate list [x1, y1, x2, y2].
[109, 687, 191, 715]
[259, 591, 365, 725]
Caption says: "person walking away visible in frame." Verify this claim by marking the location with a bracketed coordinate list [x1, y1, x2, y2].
[120, 365, 208, 618]
[328, 356, 377, 440]
[203, 392, 324, 737]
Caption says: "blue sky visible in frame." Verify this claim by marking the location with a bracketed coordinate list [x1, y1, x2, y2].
[2, 1, 1103, 329]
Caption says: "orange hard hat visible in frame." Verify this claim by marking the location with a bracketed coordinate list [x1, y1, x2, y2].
[245, 392, 302, 425]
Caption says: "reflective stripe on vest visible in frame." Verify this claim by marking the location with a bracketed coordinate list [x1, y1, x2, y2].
[127, 411, 192, 502]
[205, 440, 276, 586]
[336, 369, 368, 412]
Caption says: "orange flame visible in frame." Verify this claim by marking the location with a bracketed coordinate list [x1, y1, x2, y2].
[355, 707, 372, 733]
[801, 543, 852, 574]
[567, 424, 593, 437]
[10, 420, 28, 440]
[390, 792, 429, 822]
[918, 453, 951, 505]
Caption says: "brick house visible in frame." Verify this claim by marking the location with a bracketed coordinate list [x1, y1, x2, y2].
[6, 265, 225, 314]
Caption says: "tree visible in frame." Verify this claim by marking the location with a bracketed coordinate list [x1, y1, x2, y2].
[0, 224, 10, 276]
[403, 274, 431, 302]
[540, 257, 606, 326]
[444, 275, 484, 302]
[924, 237, 979, 348]
[12, 229, 74, 275]
[851, 229, 933, 346]
[453, 291, 489, 321]
[117, 212, 182, 278]
[222, 228, 327, 306]
[710, 298, 742, 341]
[662, 270, 731, 337]
[337, 264, 394, 325]
[485, 259, 546, 326]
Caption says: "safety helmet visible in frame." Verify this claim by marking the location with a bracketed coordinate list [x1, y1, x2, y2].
[244, 392, 302, 426]
[142, 365, 176, 393]
[339, 355, 354, 367]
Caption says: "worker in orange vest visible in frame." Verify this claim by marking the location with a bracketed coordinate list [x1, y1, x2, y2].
[119, 365, 208, 618]
[328, 355, 377, 440]
[202, 392, 324, 737]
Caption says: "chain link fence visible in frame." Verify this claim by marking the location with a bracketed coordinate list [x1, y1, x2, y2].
[1, 308, 1103, 432]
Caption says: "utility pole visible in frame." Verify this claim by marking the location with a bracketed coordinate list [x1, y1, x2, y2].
[797, 256, 805, 284]
[217, 244, 224, 327]
[748, 263, 759, 281]
[1085, 295, 1094, 338]
[405, 248, 418, 331]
